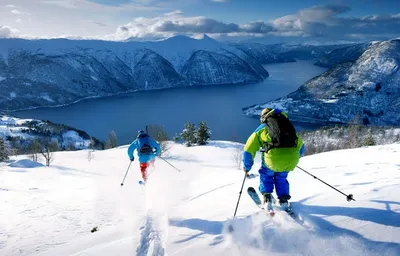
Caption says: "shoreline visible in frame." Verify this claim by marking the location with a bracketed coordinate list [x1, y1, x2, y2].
[6, 79, 266, 114]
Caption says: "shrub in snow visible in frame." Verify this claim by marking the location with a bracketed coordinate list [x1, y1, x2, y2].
[147, 124, 170, 156]
[39, 138, 60, 166]
[363, 134, 376, 146]
[28, 139, 41, 162]
[173, 133, 180, 143]
[231, 136, 243, 170]
[105, 130, 118, 149]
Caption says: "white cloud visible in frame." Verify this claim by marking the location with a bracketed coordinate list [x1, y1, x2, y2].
[5, 4, 16, 8]
[112, 5, 400, 41]
[0, 25, 18, 38]
[271, 5, 400, 39]
[11, 9, 27, 14]
[114, 11, 273, 40]
[1, 2, 398, 42]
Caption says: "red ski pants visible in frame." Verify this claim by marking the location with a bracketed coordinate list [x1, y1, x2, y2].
[140, 160, 155, 181]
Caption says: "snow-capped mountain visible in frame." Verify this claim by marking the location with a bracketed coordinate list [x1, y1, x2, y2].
[133, 49, 186, 89]
[314, 42, 372, 68]
[182, 49, 266, 85]
[0, 36, 270, 111]
[233, 43, 296, 64]
[1, 141, 399, 255]
[243, 39, 400, 126]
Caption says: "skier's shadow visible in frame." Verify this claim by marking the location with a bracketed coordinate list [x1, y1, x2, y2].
[293, 199, 400, 254]
[296, 198, 400, 227]
[169, 218, 224, 245]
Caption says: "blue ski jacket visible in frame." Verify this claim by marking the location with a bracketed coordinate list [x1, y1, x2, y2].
[127, 133, 161, 163]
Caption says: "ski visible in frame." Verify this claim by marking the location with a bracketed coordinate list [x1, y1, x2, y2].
[247, 187, 275, 217]
[247, 188, 312, 231]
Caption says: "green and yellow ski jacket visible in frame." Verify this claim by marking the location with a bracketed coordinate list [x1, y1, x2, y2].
[243, 113, 305, 172]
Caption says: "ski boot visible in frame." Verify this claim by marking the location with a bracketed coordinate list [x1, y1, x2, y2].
[278, 196, 292, 213]
[262, 193, 275, 216]
[262, 193, 272, 204]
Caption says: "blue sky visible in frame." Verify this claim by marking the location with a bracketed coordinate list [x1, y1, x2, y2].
[0, 0, 399, 42]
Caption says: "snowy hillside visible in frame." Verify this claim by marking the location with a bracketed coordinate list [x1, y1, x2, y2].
[0, 115, 102, 151]
[1, 141, 399, 256]
[243, 39, 400, 127]
[233, 43, 296, 64]
[0, 35, 269, 111]
[257, 43, 352, 61]
[314, 42, 372, 68]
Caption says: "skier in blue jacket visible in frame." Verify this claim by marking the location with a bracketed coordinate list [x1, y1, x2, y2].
[127, 130, 161, 183]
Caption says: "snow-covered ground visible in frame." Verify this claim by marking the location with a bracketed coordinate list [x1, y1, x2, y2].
[1, 141, 399, 256]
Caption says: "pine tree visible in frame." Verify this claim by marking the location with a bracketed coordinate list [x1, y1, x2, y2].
[196, 121, 211, 145]
[0, 137, 9, 162]
[180, 121, 197, 147]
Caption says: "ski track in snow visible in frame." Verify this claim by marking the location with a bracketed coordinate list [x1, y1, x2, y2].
[136, 212, 167, 256]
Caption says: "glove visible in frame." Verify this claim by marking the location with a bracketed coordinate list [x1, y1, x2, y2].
[130, 157, 134, 162]
[243, 168, 250, 177]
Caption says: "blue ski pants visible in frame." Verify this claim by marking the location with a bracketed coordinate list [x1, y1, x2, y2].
[259, 167, 290, 199]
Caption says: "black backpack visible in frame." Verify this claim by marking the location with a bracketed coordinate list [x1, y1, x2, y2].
[263, 112, 298, 152]
[138, 134, 154, 155]
[139, 144, 153, 154]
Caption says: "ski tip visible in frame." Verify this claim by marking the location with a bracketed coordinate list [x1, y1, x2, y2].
[247, 186, 256, 192]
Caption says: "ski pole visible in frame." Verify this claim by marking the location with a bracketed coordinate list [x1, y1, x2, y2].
[233, 172, 248, 217]
[297, 166, 355, 201]
[158, 156, 181, 172]
[228, 172, 248, 232]
[120, 160, 133, 186]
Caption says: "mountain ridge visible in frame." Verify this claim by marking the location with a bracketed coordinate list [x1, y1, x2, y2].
[243, 39, 400, 127]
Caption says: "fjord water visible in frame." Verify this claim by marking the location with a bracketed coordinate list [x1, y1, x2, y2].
[14, 61, 327, 144]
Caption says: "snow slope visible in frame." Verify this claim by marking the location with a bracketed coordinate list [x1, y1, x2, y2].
[1, 141, 399, 256]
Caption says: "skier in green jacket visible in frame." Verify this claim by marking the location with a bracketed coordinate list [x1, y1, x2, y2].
[243, 108, 305, 208]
